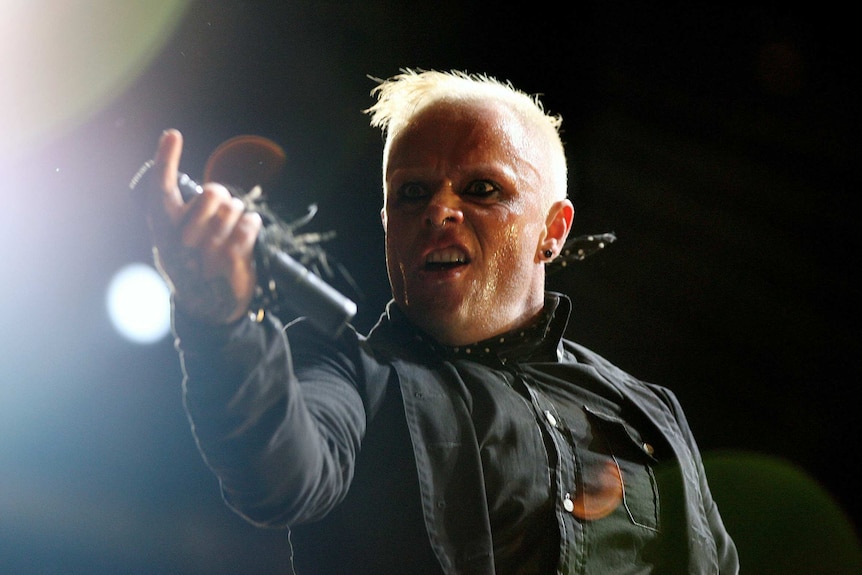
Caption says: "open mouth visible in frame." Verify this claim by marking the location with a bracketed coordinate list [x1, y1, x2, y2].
[425, 261, 466, 271]
[424, 248, 469, 271]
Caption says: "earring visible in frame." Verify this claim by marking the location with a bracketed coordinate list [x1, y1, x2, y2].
[543, 249, 553, 259]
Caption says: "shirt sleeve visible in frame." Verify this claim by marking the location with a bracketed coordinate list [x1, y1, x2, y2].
[172, 308, 367, 528]
[656, 386, 740, 575]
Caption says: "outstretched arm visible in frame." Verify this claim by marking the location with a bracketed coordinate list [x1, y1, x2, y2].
[142, 130, 366, 527]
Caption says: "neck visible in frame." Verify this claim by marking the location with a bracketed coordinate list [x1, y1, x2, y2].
[411, 297, 548, 347]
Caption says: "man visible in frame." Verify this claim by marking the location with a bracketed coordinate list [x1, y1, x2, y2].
[144, 70, 738, 574]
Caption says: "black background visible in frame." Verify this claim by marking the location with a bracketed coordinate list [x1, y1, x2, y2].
[1, 1, 859, 573]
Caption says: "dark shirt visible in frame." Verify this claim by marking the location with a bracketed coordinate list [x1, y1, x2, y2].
[175, 293, 738, 575]
[394, 296, 665, 574]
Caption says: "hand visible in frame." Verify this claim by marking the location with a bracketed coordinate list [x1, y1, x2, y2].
[145, 129, 262, 325]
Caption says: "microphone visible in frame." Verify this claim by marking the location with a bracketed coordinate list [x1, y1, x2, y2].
[130, 161, 357, 337]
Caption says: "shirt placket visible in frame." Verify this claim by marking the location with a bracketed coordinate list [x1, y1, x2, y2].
[505, 361, 585, 575]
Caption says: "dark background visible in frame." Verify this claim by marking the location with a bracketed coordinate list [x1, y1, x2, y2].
[2, 1, 859, 573]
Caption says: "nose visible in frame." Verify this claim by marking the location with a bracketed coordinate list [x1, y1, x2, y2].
[425, 184, 464, 228]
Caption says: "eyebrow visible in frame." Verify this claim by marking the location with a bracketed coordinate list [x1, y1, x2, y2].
[386, 160, 528, 186]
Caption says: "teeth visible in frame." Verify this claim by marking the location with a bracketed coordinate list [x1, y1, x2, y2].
[426, 248, 467, 264]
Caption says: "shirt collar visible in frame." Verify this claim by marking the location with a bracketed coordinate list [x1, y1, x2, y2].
[386, 292, 572, 364]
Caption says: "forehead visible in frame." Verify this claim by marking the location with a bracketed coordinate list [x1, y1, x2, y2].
[385, 100, 540, 175]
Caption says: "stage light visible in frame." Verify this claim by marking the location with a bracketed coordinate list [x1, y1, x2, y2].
[106, 263, 171, 344]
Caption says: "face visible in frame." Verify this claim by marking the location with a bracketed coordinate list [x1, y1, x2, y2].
[381, 100, 568, 346]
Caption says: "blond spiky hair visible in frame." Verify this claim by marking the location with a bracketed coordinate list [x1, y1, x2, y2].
[365, 69, 568, 202]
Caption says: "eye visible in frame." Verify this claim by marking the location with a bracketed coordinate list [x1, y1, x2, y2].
[397, 182, 429, 201]
[463, 180, 499, 200]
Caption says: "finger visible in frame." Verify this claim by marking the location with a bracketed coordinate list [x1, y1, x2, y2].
[181, 184, 239, 248]
[219, 211, 263, 308]
[196, 198, 247, 272]
[224, 210, 263, 265]
[201, 208, 261, 274]
[227, 211, 263, 299]
[152, 129, 186, 223]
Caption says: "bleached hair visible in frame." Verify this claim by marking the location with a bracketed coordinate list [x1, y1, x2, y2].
[364, 69, 568, 202]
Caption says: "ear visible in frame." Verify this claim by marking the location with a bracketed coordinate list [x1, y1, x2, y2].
[539, 199, 574, 260]
[380, 207, 387, 231]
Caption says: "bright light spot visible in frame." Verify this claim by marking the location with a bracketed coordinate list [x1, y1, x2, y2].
[106, 263, 171, 344]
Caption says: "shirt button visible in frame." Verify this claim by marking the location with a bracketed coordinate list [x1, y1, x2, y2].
[563, 493, 574, 513]
[642, 442, 655, 456]
[544, 410, 558, 427]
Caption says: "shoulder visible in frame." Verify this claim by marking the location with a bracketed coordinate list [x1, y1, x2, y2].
[561, 339, 683, 414]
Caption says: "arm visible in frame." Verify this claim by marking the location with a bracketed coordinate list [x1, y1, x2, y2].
[175, 311, 366, 527]
[142, 130, 365, 527]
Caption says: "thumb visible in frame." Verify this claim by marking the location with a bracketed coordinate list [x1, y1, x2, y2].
[150, 128, 186, 225]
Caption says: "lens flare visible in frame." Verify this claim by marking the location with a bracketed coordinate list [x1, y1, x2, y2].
[0, 0, 190, 158]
